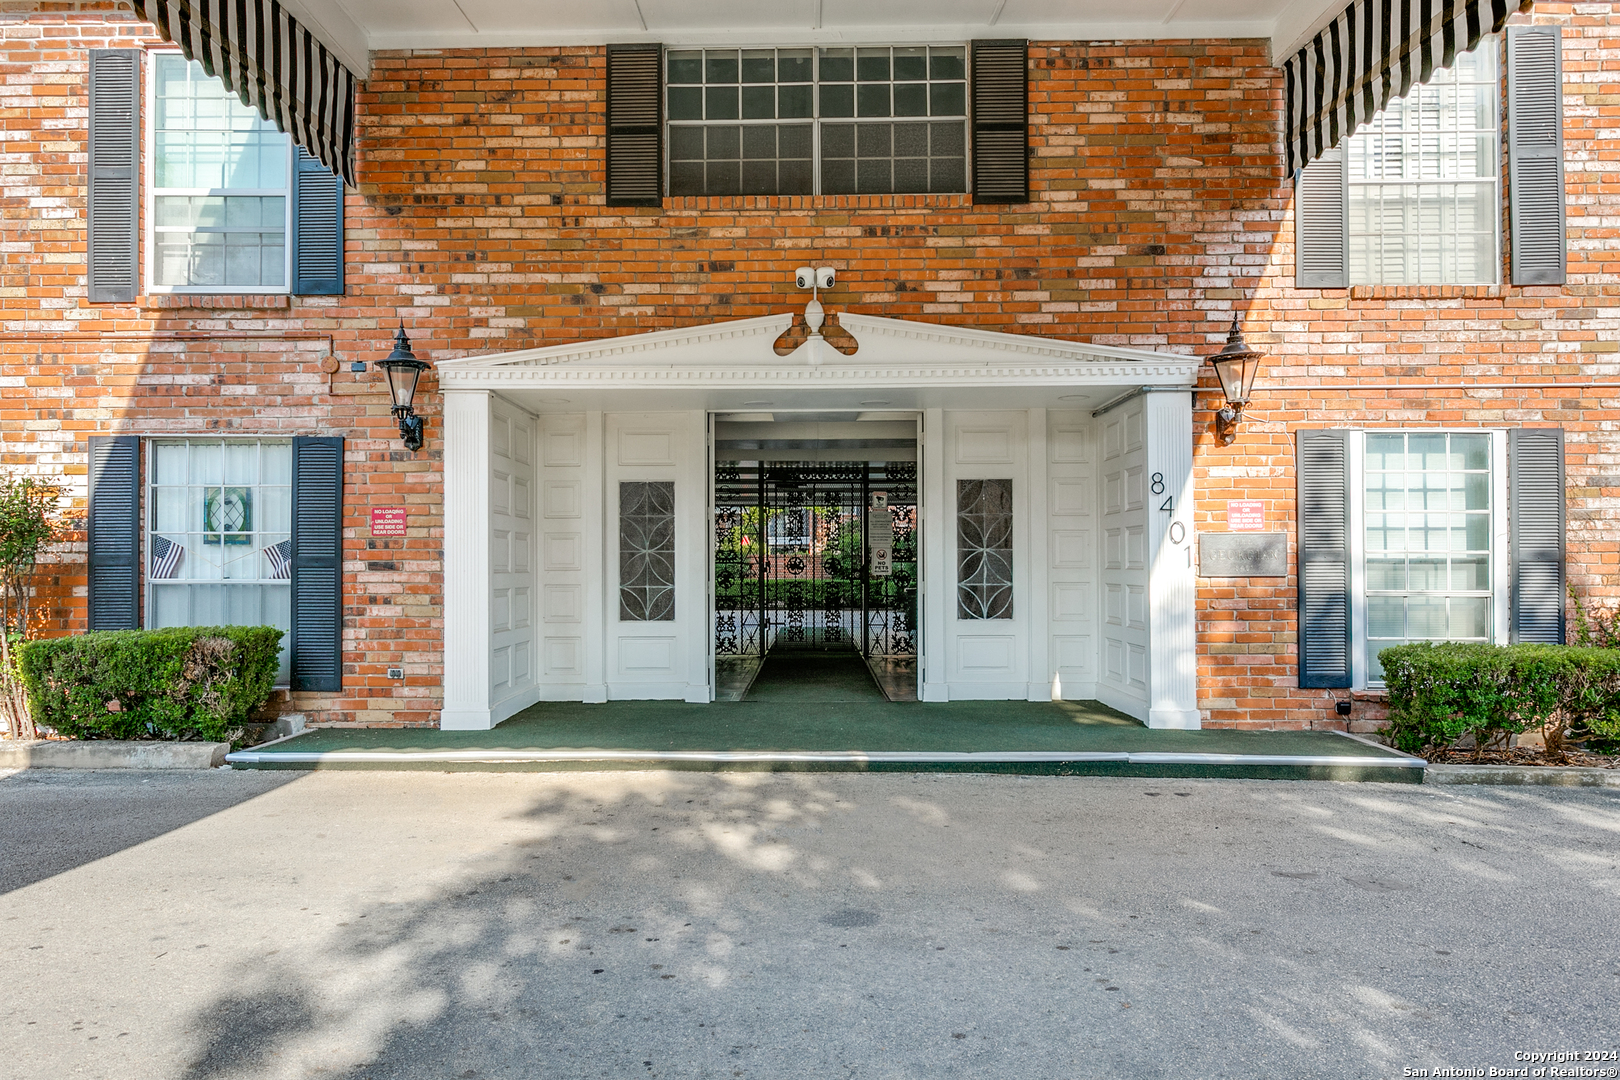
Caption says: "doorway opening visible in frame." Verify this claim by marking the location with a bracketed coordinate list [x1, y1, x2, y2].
[714, 457, 918, 702]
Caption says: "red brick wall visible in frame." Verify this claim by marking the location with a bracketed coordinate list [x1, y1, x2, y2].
[1, 2, 1614, 728]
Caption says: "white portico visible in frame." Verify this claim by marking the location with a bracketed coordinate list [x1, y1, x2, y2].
[435, 313, 1202, 731]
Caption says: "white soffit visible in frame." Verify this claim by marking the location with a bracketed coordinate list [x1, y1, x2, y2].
[434, 313, 1203, 392]
[324, 0, 1349, 60]
[280, 0, 372, 77]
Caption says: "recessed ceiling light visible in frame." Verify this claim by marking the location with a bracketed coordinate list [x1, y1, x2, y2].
[743, 400, 773, 407]
[1058, 394, 1089, 401]
[534, 397, 571, 404]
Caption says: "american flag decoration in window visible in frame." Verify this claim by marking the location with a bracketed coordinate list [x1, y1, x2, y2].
[264, 540, 292, 580]
[149, 535, 185, 579]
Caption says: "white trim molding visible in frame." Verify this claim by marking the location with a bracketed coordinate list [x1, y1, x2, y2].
[1144, 390, 1199, 729]
[436, 313, 1203, 393]
[442, 390, 495, 730]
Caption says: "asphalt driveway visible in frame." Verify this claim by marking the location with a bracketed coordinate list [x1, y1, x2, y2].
[1, 768, 1617, 1079]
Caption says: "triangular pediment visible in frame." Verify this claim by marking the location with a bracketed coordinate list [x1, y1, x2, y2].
[436, 313, 1202, 391]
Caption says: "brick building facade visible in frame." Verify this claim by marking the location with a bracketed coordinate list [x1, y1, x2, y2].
[1, 0, 1614, 729]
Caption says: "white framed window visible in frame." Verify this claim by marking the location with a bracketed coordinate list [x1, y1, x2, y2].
[1348, 429, 1510, 686]
[145, 438, 293, 683]
[666, 45, 968, 196]
[1346, 38, 1501, 285]
[146, 53, 292, 293]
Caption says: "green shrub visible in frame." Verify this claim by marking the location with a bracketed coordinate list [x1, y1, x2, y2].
[713, 572, 917, 609]
[1569, 582, 1620, 649]
[0, 470, 63, 740]
[1380, 641, 1620, 758]
[17, 626, 283, 741]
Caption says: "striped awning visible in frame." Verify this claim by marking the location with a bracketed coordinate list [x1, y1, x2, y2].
[1284, 0, 1534, 175]
[133, 0, 358, 186]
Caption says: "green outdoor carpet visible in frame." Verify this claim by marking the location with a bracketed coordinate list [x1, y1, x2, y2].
[745, 647, 884, 703]
[233, 639, 1417, 780]
[247, 698, 1398, 759]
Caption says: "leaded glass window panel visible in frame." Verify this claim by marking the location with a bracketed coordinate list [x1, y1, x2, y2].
[957, 478, 1012, 620]
[620, 481, 676, 621]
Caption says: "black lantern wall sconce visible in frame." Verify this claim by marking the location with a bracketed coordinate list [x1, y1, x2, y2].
[1207, 314, 1262, 446]
[377, 323, 430, 453]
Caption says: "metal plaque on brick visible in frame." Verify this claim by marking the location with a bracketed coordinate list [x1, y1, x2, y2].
[370, 507, 408, 537]
[1199, 531, 1286, 577]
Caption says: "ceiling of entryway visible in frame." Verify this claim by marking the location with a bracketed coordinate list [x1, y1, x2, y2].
[291, 0, 1349, 76]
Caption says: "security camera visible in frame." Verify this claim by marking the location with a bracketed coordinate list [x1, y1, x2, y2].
[795, 266, 815, 289]
[815, 266, 836, 290]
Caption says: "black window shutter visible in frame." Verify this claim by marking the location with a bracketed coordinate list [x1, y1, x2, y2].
[1297, 430, 1352, 688]
[970, 39, 1028, 204]
[1509, 427, 1566, 644]
[606, 43, 663, 207]
[291, 145, 345, 295]
[86, 435, 140, 630]
[1295, 145, 1348, 289]
[1508, 25, 1567, 286]
[291, 436, 344, 692]
[87, 49, 140, 304]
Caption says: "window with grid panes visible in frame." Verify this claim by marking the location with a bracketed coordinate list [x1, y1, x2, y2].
[149, 54, 291, 291]
[146, 439, 293, 683]
[666, 46, 967, 196]
[1364, 432, 1494, 680]
[1346, 39, 1501, 285]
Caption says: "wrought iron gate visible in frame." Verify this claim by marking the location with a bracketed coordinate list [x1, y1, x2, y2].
[865, 461, 917, 658]
[714, 461, 917, 661]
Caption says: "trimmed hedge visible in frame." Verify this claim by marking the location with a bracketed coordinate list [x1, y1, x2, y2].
[17, 626, 283, 741]
[1379, 642, 1620, 757]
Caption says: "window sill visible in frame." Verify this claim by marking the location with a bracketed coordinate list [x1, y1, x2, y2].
[662, 192, 972, 211]
[1346, 284, 1508, 301]
[140, 294, 292, 310]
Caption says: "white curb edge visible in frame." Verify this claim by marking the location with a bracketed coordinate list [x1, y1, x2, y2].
[224, 747, 1424, 769]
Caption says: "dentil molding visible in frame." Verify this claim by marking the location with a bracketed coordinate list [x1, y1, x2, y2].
[436, 312, 1202, 389]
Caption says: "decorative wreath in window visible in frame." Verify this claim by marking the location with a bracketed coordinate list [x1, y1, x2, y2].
[202, 487, 252, 545]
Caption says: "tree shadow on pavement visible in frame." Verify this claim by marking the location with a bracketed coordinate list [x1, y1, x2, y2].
[166, 773, 1620, 1080]
[0, 768, 302, 894]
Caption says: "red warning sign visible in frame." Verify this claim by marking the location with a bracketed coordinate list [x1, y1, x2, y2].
[1226, 500, 1265, 531]
[370, 507, 408, 537]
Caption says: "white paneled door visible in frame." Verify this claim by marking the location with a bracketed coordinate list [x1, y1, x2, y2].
[941, 410, 1031, 700]
[489, 397, 537, 721]
[538, 412, 589, 700]
[606, 411, 710, 702]
[1097, 397, 1150, 718]
[1047, 410, 1099, 701]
